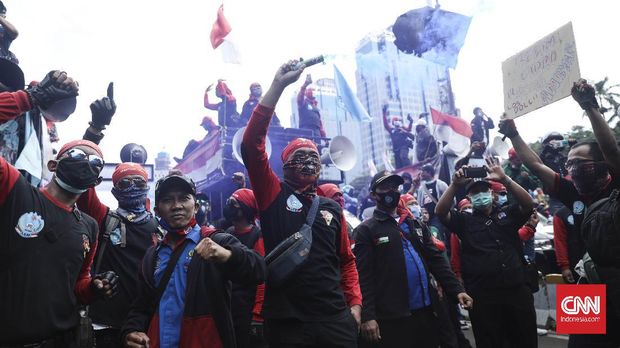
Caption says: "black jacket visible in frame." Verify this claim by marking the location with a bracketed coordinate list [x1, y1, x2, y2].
[353, 209, 465, 322]
[121, 231, 266, 348]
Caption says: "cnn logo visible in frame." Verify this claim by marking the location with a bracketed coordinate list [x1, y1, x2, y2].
[560, 296, 600, 315]
[556, 284, 606, 334]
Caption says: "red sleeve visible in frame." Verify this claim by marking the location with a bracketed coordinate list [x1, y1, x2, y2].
[241, 104, 281, 211]
[449, 233, 461, 279]
[549, 173, 561, 195]
[553, 214, 570, 271]
[518, 225, 535, 242]
[432, 236, 446, 252]
[0, 91, 32, 123]
[77, 187, 109, 228]
[338, 214, 362, 307]
[74, 236, 98, 304]
[252, 236, 265, 322]
[0, 156, 21, 206]
[203, 91, 219, 111]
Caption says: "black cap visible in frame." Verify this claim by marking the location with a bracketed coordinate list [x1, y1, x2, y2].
[465, 179, 491, 193]
[155, 172, 196, 204]
[370, 170, 404, 191]
[0, 58, 24, 92]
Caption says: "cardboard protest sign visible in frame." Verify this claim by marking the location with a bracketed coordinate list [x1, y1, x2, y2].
[502, 22, 580, 119]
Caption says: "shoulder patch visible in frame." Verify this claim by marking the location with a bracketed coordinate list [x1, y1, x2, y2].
[320, 210, 334, 225]
[15, 212, 45, 238]
[573, 201, 585, 215]
[286, 194, 303, 213]
[567, 215, 574, 225]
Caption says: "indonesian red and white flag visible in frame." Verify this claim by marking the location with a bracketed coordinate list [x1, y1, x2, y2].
[430, 108, 472, 156]
[210, 5, 241, 64]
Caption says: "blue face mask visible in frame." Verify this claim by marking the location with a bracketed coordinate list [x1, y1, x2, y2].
[497, 194, 508, 206]
[409, 204, 422, 219]
[112, 184, 149, 214]
[470, 191, 493, 210]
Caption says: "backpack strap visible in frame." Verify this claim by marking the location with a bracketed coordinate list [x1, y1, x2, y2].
[94, 210, 122, 274]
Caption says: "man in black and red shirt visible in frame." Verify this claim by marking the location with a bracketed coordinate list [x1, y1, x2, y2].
[501, 79, 620, 346]
[242, 60, 362, 348]
[0, 137, 117, 346]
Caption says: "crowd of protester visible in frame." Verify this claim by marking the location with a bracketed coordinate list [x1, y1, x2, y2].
[2, 2, 620, 347]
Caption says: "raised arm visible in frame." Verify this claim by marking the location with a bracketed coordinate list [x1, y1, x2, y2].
[572, 80, 620, 173]
[486, 157, 533, 214]
[0, 16, 18, 39]
[435, 170, 467, 226]
[242, 61, 305, 211]
[203, 85, 220, 110]
[297, 74, 311, 108]
[0, 91, 32, 123]
[404, 114, 413, 132]
[382, 104, 393, 132]
[499, 119, 557, 190]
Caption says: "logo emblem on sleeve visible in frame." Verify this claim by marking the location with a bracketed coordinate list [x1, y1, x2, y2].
[15, 212, 45, 238]
[286, 194, 303, 213]
[573, 201, 585, 215]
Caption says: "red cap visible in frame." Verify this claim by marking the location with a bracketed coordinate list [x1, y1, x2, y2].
[57, 139, 103, 160]
[281, 138, 318, 162]
[508, 148, 518, 160]
[458, 198, 471, 210]
[112, 163, 148, 185]
[232, 188, 258, 212]
[489, 181, 507, 193]
[318, 183, 341, 199]
[401, 193, 415, 205]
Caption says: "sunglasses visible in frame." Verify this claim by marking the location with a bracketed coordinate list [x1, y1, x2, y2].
[116, 177, 148, 190]
[62, 148, 104, 170]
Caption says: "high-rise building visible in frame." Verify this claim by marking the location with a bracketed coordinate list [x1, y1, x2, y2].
[290, 78, 366, 181]
[154, 150, 172, 180]
[355, 29, 456, 175]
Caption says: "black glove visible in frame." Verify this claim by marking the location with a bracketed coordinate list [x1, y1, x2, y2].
[27, 71, 79, 109]
[407, 114, 413, 123]
[571, 79, 600, 111]
[90, 82, 116, 129]
[498, 119, 519, 139]
[90, 98, 116, 129]
[91, 271, 119, 300]
[382, 104, 389, 115]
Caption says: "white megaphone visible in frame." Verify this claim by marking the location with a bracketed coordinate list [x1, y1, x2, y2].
[488, 135, 510, 158]
[321, 136, 357, 171]
[232, 126, 272, 164]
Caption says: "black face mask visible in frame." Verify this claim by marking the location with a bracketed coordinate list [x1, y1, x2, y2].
[376, 190, 400, 209]
[55, 157, 101, 194]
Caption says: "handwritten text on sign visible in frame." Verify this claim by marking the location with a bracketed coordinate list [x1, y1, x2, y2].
[502, 22, 580, 119]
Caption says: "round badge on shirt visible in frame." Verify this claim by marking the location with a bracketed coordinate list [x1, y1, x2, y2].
[15, 212, 45, 238]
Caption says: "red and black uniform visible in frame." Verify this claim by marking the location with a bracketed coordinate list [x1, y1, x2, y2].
[0, 155, 99, 346]
[296, 86, 326, 138]
[241, 104, 361, 346]
[121, 230, 266, 348]
[76, 189, 159, 334]
[0, 90, 32, 122]
[225, 224, 265, 348]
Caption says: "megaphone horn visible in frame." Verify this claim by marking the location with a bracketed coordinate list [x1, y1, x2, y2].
[488, 135, 510, 158]
[232, 126, 272, 164]
[321, 136, 357, 172]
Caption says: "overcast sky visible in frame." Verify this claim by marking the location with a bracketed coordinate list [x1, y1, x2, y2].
[7, 0, 619, 164]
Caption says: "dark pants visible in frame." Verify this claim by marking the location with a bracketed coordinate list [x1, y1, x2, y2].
[468, 285, 537, 348]
[0, 330, 77, 348]
[94, 328, 121, 348]
[359, 307, 439, 348]
[265, 311, 357, 348]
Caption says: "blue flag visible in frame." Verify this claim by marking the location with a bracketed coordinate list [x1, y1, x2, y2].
[334, 65, 371, 122]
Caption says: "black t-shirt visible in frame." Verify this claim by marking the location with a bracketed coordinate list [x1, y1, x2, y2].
[260, 184, 347, 321]
[421, 181, 438, 218]
[0, 170, 98, 345]
[445, 204, 530, 291]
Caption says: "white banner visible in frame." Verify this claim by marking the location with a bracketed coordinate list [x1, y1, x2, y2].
[502, 22, 580, 119]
